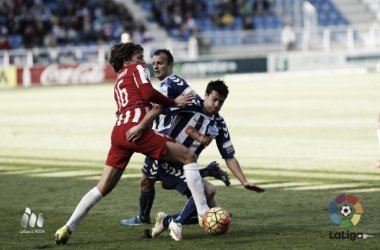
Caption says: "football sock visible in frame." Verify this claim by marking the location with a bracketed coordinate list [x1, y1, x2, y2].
[183, 163, 209, 216]
[139, 189, 155, 222]
[164, 214, 198, 227]
[163, 213, 198, 228]
[163, 215, 174, 228]
[66, 187, 103, 232]
[173, 196, 197, 225]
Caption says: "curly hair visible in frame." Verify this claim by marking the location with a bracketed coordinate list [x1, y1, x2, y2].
[108, 43, 144, 73]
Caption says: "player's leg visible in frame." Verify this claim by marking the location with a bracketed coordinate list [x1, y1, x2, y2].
[127, 127, 208, 217]
[161, 141, 209, 217]
[153, 180, 217, 240]
[199, 161, 231, 186]
[170, 179, 216, 224]
[55, 165, 124, 245]
[120, 157, 158, 225]
[138, 159, 158, 223]
[56, 128, 131, 245]
[168, 180, 216, 241]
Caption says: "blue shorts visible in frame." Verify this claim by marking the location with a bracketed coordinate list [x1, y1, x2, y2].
[142, 157, 188, 195]
[158, 162, 189, 195]
[141, 157, 160, 180]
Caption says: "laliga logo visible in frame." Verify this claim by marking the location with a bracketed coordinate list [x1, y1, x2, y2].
[330, 193, 363, 228]
[328, 194, 372, 241]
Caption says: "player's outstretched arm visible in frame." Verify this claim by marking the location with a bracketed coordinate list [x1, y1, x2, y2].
[139, 84, 195, 107]
[125, 105, 164, 142]
[225, 156, 266, 193]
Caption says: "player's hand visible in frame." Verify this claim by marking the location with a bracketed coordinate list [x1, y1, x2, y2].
[174, 92, 195, 107]
[125, 125, 144, 142]
[243, 181, 266, 193]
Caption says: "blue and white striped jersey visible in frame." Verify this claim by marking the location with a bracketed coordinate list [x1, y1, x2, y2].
[155, 74, 198, 134]
[164, 100, 235, 160]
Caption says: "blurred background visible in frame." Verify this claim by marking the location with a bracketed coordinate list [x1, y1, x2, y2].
[0, 0, 380, 87]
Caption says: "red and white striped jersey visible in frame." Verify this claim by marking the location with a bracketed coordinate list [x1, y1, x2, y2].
[114, 63, 152, 126]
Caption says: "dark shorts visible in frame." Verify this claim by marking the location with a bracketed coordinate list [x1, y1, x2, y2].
[142, 157, 160, 180]
[141, 156, 189, 195]
[157, 163, 189, 195]
[105, 124, 176, 170]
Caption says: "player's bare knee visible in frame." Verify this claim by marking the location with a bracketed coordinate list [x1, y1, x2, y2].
[96, 183, 115, 196]
[140, 175, 155, 191]
[205, 184, 216, 201]
[183, 150, 197, 165]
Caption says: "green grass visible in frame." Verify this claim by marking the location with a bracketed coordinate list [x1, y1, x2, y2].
[1, 73, 380, 249]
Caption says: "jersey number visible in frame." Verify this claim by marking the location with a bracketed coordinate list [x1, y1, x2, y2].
[115, 79, 128, 107]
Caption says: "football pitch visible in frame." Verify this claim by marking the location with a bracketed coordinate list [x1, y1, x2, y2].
[1, 72, 380, 249]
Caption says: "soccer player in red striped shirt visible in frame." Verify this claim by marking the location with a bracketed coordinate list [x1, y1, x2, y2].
[55, 43, 209, 245]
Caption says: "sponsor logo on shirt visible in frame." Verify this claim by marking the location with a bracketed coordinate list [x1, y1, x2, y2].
[143, 68, 150, 81]
[185, 126, 212, 146]
[223, 140, 234, 153]
[193, 118, 201, 126]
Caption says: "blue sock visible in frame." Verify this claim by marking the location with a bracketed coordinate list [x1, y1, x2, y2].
[163, 212, 199, 227]
[163, 213, 178, 228]
[139, 189, 155, 222]
[173, 197, 197, 225]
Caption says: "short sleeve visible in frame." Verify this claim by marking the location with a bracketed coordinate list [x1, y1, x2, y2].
[216, 118, 235, 159]
[133, 64, 151, 87]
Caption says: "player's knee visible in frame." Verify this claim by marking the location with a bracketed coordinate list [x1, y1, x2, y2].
[140, 175, 155, 191]
[96, 183, 116, 196]
[183, 149, 197, 164]
[205, 184, 216, 201]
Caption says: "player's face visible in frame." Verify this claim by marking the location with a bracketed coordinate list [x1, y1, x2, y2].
[126, 51, 145, 65]
[203, 90, 226, 116]
[152, 53, 173, 81]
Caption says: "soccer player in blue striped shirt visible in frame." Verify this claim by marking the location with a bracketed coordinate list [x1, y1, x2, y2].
[126, 79, 266, 240]
[120, 49, 230, 226]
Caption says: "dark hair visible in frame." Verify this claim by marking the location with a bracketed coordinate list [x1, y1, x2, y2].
[153, 49, 174, 65]
[206, 80, 229, 98]
[108, 43, 144, 73]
